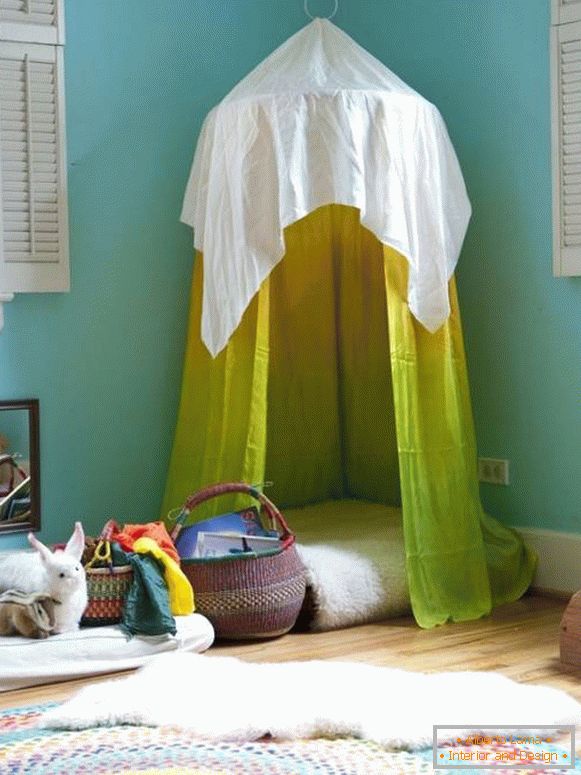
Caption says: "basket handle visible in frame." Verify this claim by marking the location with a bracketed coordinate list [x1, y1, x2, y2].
[84, 519, 121, 571]
[171, 482, 294, 546]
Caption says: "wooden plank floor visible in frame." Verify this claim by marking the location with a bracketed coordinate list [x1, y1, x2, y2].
[2, 593, 580, 711]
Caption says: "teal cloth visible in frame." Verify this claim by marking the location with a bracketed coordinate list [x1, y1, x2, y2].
[111, 544, 176, 637]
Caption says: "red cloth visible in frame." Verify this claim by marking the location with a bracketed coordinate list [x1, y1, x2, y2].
[111, 521, 180, 563]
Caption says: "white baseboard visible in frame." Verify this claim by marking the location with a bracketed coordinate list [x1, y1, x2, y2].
[515, 527, 581, 595]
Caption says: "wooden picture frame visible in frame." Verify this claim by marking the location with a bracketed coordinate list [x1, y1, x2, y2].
[0, 399, 40, 534]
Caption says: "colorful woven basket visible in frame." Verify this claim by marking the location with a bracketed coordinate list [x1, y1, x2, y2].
[81, 565, 133, 626]
[172, 483, 306, 640]
[81, 520, 133, 627]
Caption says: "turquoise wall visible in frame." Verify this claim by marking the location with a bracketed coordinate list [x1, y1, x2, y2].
[0, 0, 578, 548]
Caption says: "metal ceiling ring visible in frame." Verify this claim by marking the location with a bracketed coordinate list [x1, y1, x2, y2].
[304, 0, 339, 21]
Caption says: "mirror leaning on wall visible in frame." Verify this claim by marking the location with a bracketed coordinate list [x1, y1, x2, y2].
[0, 399, 40, 534]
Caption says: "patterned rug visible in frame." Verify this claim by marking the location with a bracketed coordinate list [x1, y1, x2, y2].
[0, 704, 579, 774]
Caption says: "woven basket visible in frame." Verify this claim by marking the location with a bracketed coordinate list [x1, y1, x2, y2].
[172, 483, 306, 640]
[81, 564, 133, 626]
[81, 520, 133, 627]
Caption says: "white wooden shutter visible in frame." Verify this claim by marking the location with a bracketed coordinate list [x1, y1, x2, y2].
[0, 40, 69, 291]
[0, 0, 63, 45]
[553, 0, 581, 26]
[552, 21, 581, 275]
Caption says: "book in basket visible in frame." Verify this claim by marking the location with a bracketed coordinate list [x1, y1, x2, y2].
[193, 532, 283, 559]
[174, 507, 277, 559]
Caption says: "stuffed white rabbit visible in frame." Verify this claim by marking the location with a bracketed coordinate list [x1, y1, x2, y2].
[0, 522, 88, 633]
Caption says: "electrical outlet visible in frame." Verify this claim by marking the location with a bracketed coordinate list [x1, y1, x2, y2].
[478, 458, 510, 486]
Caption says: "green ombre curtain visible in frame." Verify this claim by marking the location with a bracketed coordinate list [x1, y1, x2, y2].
[384, 234, 536, 626]
[162, 205, 536, 627]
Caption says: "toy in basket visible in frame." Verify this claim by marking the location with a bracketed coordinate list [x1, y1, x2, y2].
[170, 483, 306, 640]
[82, 520, 133, 627]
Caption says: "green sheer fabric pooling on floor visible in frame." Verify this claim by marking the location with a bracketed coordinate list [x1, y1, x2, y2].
[162, 205, 536, 628]
[383, 243, 536, 625]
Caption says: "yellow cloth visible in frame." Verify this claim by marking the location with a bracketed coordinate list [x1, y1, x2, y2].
[162, 204, 536, 627]
[133, 537, 194, 615]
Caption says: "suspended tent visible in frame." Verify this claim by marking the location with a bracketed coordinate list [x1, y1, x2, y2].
[163, 18, 536, 628]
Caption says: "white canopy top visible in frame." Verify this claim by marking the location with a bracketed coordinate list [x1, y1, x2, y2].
[181, 18, 471, 357]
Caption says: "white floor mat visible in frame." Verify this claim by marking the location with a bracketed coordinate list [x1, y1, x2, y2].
[0, 613, 214, 692]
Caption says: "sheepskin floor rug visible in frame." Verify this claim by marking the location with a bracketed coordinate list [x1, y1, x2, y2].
[289, 500, 411, 630]
[42, 653, 581, 751]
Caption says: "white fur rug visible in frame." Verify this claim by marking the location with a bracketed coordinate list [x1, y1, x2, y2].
[41, 653, 581, 751]
[296, 544, 390, 630]
[289, 501, 410, 630]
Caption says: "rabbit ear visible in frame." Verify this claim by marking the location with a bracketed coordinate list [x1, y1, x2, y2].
[28, 532, 53, 563]
[64, 521, 85, 561]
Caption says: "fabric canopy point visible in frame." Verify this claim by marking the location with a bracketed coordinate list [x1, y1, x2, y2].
[182, 18, 472, 358]
[164, 20, 537, 629]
